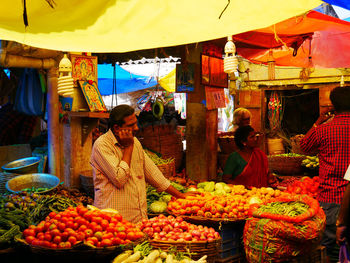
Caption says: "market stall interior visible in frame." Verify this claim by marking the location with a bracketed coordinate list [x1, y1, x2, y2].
[1, 1, 350, 263]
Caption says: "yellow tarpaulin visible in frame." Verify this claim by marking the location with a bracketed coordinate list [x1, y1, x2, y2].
[159, 68, 176, 92]
[0, 0, 321, 52]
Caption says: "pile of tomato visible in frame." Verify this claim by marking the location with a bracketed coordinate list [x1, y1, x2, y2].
[22, 205, 144, 249]
[138, 214, 220, 242]
[286, 176, 320, 197]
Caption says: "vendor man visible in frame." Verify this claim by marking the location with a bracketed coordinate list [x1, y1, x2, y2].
[90, 104, 190, 223]
[300, 86, 350, 261]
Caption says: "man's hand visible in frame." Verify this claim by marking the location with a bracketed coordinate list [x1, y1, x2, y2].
[179, 191, 200, 199]
[337, 225, 347, 245]
[116, 128, 134, 147]
[315, 108, 335, 126]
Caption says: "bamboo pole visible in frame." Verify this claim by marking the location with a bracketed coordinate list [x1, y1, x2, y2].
[0, 51, 56, 69]
[47, 67, 61, 179]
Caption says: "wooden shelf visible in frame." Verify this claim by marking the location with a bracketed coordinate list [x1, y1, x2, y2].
[67, 111, 109, 119]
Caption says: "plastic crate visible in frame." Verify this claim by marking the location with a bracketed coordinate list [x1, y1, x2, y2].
[215, 221, 245, 242]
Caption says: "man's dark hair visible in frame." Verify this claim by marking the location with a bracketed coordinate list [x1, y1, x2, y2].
[109, 105, 135, 128]
[234, 125, 254, 150]
[330, 86, 350, 113]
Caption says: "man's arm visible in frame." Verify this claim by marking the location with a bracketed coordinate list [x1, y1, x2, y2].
[336, 182, 350, 245]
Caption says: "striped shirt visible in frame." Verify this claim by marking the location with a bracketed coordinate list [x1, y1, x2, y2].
[300, 113, 350, 204]
[90, 129, 170, 223]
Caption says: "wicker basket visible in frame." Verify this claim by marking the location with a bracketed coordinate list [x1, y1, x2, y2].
[268, 155, 305, 175]
[150, 239, 221, 261]
[218, 132, 237, 154]
[157, 160, 175, 179]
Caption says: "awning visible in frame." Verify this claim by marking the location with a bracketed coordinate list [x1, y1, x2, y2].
[0, 0, 321, 52]
[234, 11, 350, 68]
[98, 64, 157, 95]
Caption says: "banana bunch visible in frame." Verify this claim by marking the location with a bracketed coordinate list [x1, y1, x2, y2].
[302, 156, 319, 169]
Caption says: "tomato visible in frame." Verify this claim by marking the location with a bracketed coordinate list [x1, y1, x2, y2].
[126, 232, 136, 241]
[57, 222, 66, 232]
[32, 239, 40, 246]
[116, 226, 125, 232]
[53, 235, 62, 244]
[44, 233, 52, 242]
[84, 229, 93, 238]
[50, 228, 60, 237]
[102, 232, 114, 240]
[100, 219, 109, 230]
[76, 232, 85, 241]
[37, 233, 45, 241]
[117, 232, 126, 240]
[94, 231, 103, 240]
[68, 236, 77, 245]
[92, 225, 103, 233]
[50, 243, 58, 249]
[100, 239, 113, 247]
[72, 222, 79, 230]
[78, 224, 88, 232]
[66, 221, 74, 229]
[60, 231, 69, 241]
[49, 223, 57, 231]
[78, 206, 89, 217]
[25, 235, 35, 244]
[101, 213, 111, 222]
[49, 211, 57, 219]
[58, 242, 67, 248]
[91, 216, 102, 225]
[23, 228, 36, 237]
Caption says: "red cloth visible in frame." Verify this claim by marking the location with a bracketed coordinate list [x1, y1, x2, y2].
[300, 113, 350, 204]
[232, 148, 269, 188]
[233, 11, 350, 68]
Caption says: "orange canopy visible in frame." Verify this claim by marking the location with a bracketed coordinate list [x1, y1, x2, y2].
[234, 11, 350, 68]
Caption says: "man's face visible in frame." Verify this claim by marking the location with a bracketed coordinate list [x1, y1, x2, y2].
[240, 112, 251, 127]
[119, 113, 139, 136]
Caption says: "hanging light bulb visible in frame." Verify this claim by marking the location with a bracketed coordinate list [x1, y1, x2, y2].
[224, 36, 238, 74]
[57, 54, 74, 97]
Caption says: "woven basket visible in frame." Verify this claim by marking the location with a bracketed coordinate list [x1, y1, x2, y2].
[150, 239, 221, 261]
[218, 132, 237, 154]
[138, 131, 183, 171]
[268, 155, 305, 175]
[0, 172, 19, 194]
[157, 160, 175, 179]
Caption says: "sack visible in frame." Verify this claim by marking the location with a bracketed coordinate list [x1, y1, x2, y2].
[339, 243, 350, 263]
[15, 68, 45, 116]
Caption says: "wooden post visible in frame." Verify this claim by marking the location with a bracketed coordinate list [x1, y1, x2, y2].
[185, 44, 218, 182]
[47, 67, 62, 179]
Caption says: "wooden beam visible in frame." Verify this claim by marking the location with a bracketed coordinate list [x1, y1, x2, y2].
[47, 67, 62, 179]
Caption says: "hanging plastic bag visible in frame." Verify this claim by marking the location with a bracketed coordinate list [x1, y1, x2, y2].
[340, 243, 350, 263]
[15, 68, 45, 116]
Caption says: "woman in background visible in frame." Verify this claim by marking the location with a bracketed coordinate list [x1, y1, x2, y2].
[223, 125, 272, 188]
[229, 107, 252, 133]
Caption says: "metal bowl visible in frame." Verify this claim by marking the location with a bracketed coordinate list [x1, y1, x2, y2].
[5, 173, 60, 194]
[2, 157, 41, 174]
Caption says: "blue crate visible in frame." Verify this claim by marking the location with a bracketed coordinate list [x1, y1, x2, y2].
[216, 223, 244, 242]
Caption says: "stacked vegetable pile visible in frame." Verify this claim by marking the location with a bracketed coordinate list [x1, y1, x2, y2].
[112, 241, 208, 263]
[147, 182, 186, 214]
[138, 215, 220, 261]
[286, 176, 319, 197]
[0, 192, 78, 249]
[301, 156, 319, 169]
[167, 186, 282, 220]
[139, 214, 220, 242]
[244, 195, 325, 263]
[22, 205, 144, 249]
